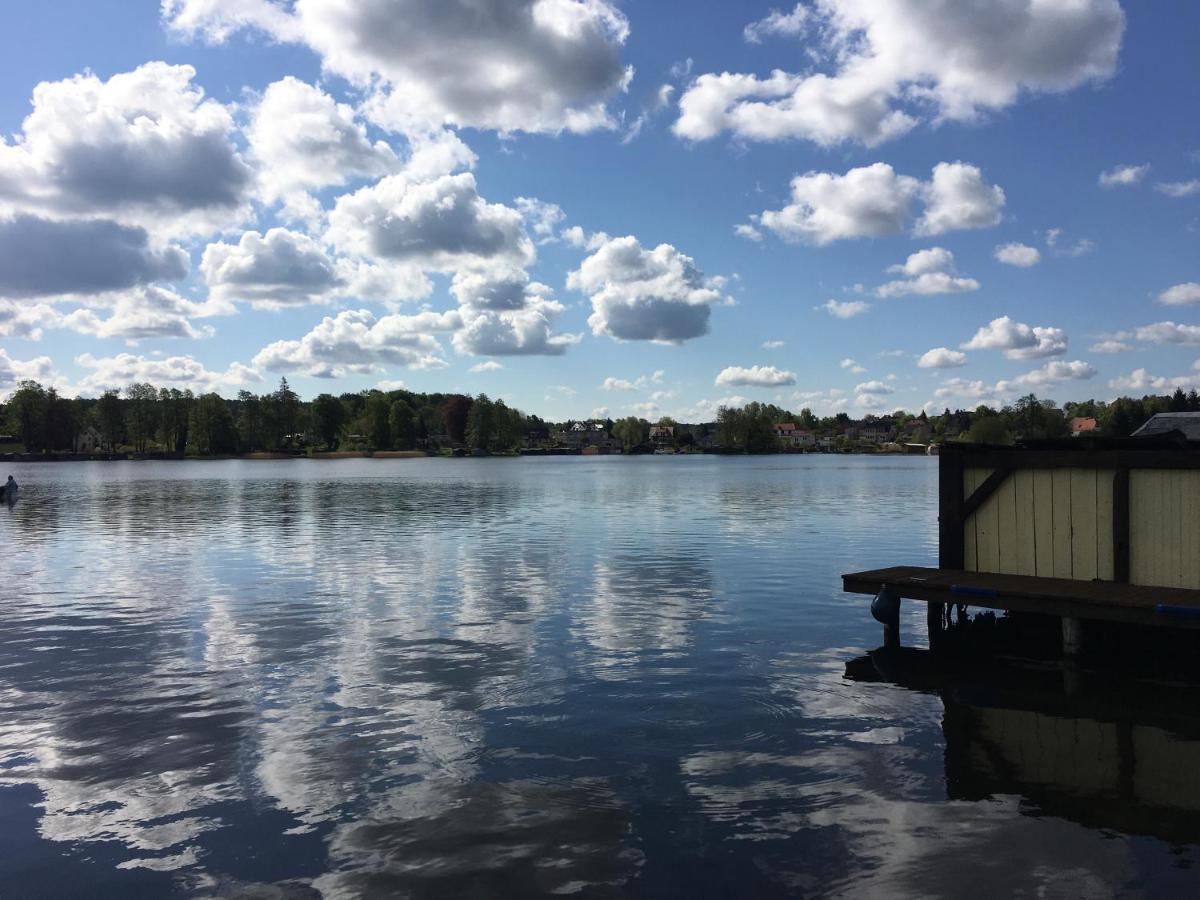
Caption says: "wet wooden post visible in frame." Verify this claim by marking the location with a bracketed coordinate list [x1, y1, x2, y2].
[927, 601, 945, 650]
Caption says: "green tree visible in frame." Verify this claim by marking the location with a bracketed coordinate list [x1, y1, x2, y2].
[191, 393, 239, 454]
[97, 390, 125, 451]
[466, 393, 495, 450]
[443, 395, 472, 445]
[389, 399, 416, 449]
[612, 416, 648, 450]
[5, 381, 48, 450]
[125, 382, 159, 453]
[365, 392, 392, 450]
[311, 393, 346, 450]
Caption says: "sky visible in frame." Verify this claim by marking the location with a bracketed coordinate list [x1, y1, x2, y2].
[1, 0, 1198, 422]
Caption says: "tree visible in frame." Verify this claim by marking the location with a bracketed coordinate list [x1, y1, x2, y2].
[159, 388, 193, 454]
[389, 399, 416, 449]
[97, 390, 125, 451]
[311, 394, 346, 450]
[443, 395, 472, 444]
[466, 393, 495, 450]
[612, 416, 648, 450]
[964, 412, 1011, 444]
[275, 377, 300, 447]
[191, 394, 238, 454]
[365, 392, 392, 450]
[716, 402, 778, 452]
[6, 381, 48, 450]
[125, 382, 159, 453]
[237, 390, 267, 452]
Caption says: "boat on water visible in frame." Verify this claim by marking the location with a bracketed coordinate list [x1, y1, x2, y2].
[1, 482, 18, 504]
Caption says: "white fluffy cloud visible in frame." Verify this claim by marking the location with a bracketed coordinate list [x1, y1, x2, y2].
[1109, 368, 1200, 392]
[743, 4, 809, 43]
[1158, 283, 1200, 306]
[164, 0, 632, 135]
[962, 316, 1067, 360]
[0, 301, 61, 340]
[994, 242, 1041, 267]
[0, 215, 188, 299]
[676, 0, 1124, 146]
[253, 308, 458, 376]
[202, 229, 343, 308]
[1089, 339, 1132, 354]
[0, 62, 251, 234]
[568, 235, 728, 343]
[60, 287, 229, 342]
[1154, 180, 1200, 198]
[877, 247, 979, 297]
[714, 365, 796, 388]
[855, 380, 893, 395]
[752, 162, 1002, 245]
[327, 172, 533, 272]
[0, 348, 55, 390]
[1098, 163, 1149, 188]
[998, 359, 1096, 390]
[820, 299, 871, 318]
[841, 358, 866, 374]
[452, 298, 579, 357]
[248, 77, 400, 210]
[1134, 322, 1200, 345]
[918, 348, 967, 369]
[469, 360, 503, 373]
[73, 352, 261, 395]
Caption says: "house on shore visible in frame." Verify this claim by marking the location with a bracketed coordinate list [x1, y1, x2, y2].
[1132, 412, 1200, 440]
[1070, 416, 1099, 437]
[773, 423, 815, 448]
[649, 424, 674, 448]
[75, 425, 103, 453]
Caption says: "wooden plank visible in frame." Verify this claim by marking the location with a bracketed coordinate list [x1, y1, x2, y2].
[960, 449, 1200, 472]
[964, 467, 981, 572]
[996, 470, 1019, 574]
[1051, 469, 1074, 580]
[938, 446, 966, 569]
[1013, 469, 1038, 576]
[1032, 468, 1055, 579]
[1095, 470, 1115, 581]
[963, 466, 1015, 520]
[841, 565, 1200, 630]
[1070, 469, 1099, 581]
[1130, 470, 1162, 587]
[974, 468, 1001, 574]
[1113, 467, 1130, 583]
[1184, 471, 1200, 591]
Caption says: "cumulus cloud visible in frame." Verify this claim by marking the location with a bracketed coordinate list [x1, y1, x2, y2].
[247, 77, 400, 210]
[734, 223, 764, 242]
[994, 242, 1041, 267]
[1158, 283, 1200, 306]
[201, 228, 343, 308]
[327, 172, 533, 272]
[715, 365, 797, 388]
[59, 286, 228, 342]
[164, 0, 632, 135]
[0, 348, 55, 390]
[999, 359, 1096, 391]
[74, 352, 261, 395]
[452, 298, 580, 356]
[855, 380, 894, 395]
[253, 308, 457, 376]
[962, 316, 1068, 360]
[743, 4, 809, 43]
[675, 0, 1124, 146]
[0, 300, 61, 340]
[1046, 228, 1095, 257]
[0, 62, 251, 234]
[877, 246, 979, 297]
[751, 162, 1002, 245]
[514, 197, 567, 244]
[1098, 163, 1150, 188]
[0, 215, 188, 298]
[915, 163, 1005, 236]
[567, 235, 728, 343]
[841, 358, 866, 374]
[918, 348, 967, 369]
[1134, 321, 1200, 345]
[1109, 368, 1200, 392]
[469, 360, 503, 373]
[820, 299, 871, 318]
[1154, 180, 1200, 198]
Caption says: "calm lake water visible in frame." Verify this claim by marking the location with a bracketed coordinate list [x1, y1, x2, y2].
[1, 456, 1198, 897]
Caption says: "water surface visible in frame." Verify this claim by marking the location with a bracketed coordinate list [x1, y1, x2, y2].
[1, 456, 1197, 896]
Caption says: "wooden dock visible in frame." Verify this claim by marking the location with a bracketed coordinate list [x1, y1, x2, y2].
[846, 439, 1200, 652]
[843, 565, 1200, 630]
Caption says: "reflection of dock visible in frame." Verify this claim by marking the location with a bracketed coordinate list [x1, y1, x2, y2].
[846, 647, 1200, 844]
[844, 440, 1200, 654]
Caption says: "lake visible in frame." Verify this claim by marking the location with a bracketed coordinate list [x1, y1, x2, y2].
[1, 456, 1198, 897]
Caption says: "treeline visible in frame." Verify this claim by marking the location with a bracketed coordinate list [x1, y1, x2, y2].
[1, 379, 541, 455]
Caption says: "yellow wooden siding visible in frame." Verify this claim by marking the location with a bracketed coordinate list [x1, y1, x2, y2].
[964, 467, 1115, 581]
[1130, 469, 1200, 589]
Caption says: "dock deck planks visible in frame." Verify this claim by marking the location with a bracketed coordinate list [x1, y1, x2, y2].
[843, 566, 1200, 630]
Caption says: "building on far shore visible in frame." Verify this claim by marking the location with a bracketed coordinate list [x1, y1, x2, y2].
[1132, 411, 1200, 440]
[1070, 416, 1098, 437]
[74, 425, 103, 453]
[649, 424, 674, 448]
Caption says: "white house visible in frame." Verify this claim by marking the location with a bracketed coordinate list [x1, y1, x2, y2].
[75, 425, 103, 453]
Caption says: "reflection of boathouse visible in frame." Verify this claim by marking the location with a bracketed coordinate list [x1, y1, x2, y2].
[847, 647, 1200, 844]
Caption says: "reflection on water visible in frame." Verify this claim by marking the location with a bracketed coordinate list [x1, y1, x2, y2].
[1, 456, 1197, 896]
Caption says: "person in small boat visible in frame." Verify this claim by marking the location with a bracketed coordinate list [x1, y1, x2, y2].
[3, 475, 16, 497]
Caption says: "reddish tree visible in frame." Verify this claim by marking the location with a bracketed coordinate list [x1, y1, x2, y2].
[443, 395, 473, 444]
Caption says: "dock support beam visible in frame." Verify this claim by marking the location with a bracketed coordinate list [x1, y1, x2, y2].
[1062, 616, 1086, 658]
[927, 601, 945, 651]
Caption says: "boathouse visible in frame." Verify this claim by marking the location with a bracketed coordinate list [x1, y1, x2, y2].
[844, 438, 1200, 652]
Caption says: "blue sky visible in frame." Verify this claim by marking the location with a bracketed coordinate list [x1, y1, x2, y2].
[1, 1, 1198, 421]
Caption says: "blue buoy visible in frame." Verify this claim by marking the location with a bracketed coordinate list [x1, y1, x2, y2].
[871, 586, 901, 625]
